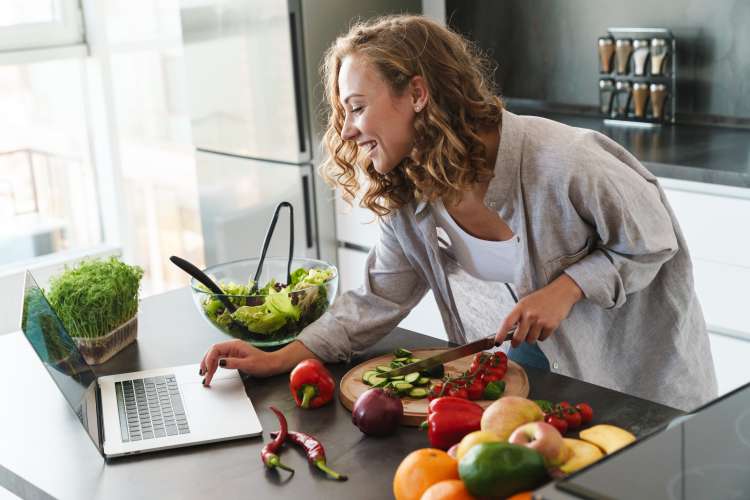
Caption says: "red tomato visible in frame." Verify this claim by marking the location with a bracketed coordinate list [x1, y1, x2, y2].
[576, 403, 594, 424]
[563, 408, 582, 430]
[469, 352, 490, 375]
[428, 384, 444, 401]
[480, 372, 503, 386]
[557, 401, 572, 411]
[466, 377, 484, 400]
[446, 383, 469, 400]
[545, 413, 568, 434]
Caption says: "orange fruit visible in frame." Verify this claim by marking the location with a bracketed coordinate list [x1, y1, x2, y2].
[507, 492, 533, 500]
[420, 479, 476, 500]
[393, 448, 459, 500]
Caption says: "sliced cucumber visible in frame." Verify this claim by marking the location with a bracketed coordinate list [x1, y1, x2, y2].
[416, 377, 431, 386]
[394, 382, 414, 395]
[370, 375, 388, 387]
[393, 347, 413, 358]
[404, 372, 420, 384]
[375, 365, 392, 373]
[389, 375, 405, 381]
[392, 357, 410, 364]
[408, 387, 429, 399]
[407, 357, 422, 364]
[362, 370, 378, 385]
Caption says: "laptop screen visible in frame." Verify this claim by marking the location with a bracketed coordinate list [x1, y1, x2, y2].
[20, 271, 103, 455]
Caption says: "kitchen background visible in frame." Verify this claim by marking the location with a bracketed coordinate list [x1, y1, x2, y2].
[1, 0, 749, 402]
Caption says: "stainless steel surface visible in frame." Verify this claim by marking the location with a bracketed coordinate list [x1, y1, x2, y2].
[180, 0, 311, 163]
[385, 330, 516, 378]
[650, 37, 669, 76]
[632, 82, 650, 118]
[597, 36, 614, 74]
[614, 80, 632, 117]
[599, 79, 615, 115]
[195, 150, 316, 266]
[650, 83, 668, 120]
[632, 39, 650, 76]
[614, 38, 633, 74]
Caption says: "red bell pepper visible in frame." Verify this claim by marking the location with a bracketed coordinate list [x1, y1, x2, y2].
[289, 358, 335, 409]
[424, 396, 483, 449]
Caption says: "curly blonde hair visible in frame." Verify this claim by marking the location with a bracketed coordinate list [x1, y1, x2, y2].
[320, 15, 503, 216]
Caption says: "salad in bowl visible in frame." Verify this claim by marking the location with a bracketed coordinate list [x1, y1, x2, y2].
[191, 257, 337, 349]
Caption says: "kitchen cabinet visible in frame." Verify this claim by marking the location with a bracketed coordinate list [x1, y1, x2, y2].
[659, 177, 750, 339]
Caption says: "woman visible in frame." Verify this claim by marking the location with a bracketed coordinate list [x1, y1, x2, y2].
[199, 15, 717, 411]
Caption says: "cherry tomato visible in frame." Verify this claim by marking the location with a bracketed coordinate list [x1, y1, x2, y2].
[575, 403, 594, 424]
[545, 413, 568, 434]
[563, 408, 582, 430]
[469, 352, 491, 375]
[480, 372, 503, 386]
[466, 377, 484, 400]
[428, 383, 444, 401]
[446, 384, 469, 400]
[557, 401, 572, 411]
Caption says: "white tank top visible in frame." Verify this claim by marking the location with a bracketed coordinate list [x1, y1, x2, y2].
[432, 199, 520, 283]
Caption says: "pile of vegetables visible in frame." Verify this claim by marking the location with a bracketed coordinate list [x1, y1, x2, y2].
[360, 347, 442, 399]
[199, 266, 334, 338]
[46, 257, 143, 339]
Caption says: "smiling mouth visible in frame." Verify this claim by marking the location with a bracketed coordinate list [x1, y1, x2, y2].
[360, 141, 377, 155]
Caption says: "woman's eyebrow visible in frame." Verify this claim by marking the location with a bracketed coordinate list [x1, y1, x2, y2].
[342, 93, 364, 104]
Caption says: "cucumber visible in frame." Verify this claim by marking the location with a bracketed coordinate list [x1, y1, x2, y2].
[369, 375, 388, 387]
[407, 357, 422, 364]
[392, 357, 410, 364]
[404, 372, 420, 384]
[408, 387, 429, 399]
[393, 347, 413, 358]
[375, 365, 392, 373]
[393, 382, 414, 394]
[416, 377, 431, 386]
[389, 375, 405, 381]
[362, 370, 378, 384]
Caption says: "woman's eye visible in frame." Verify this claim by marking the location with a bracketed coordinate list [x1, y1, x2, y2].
[350, 106, 363, 114]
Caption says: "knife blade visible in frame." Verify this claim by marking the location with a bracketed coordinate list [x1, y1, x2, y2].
[384, 328, 517, 378]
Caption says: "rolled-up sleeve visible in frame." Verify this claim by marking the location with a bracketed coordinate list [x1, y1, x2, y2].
[297, 215, 428, 363]
[563, 132, 679, 309]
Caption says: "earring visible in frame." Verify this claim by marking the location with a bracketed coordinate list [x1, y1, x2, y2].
[415, 105, 422, 112]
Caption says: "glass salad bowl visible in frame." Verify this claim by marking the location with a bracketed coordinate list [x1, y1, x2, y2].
[190, 257, 338, 350]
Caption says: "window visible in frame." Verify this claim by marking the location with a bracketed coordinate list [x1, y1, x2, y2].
[0, 0, 83, 52]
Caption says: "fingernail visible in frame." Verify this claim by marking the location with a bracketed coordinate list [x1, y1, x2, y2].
[199, 368, 204, 376]
[219, 359, 226, 367]
[494, 341, 500, 347]
[202, 377, 206, 386]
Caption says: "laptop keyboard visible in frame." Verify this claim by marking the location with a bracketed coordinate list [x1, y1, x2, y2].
[115, 375, 190, 442]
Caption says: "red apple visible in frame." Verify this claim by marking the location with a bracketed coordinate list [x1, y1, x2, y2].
[509, 421, 570, 468]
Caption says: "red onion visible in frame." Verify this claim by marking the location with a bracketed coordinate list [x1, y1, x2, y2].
[351, 388, 404, 436]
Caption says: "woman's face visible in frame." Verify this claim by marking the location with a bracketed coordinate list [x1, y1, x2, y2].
[338, 54, 418, 175]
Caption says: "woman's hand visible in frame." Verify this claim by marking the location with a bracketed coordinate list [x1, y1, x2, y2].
[495, 274, 584, 348]
[199, 339, 321, 386]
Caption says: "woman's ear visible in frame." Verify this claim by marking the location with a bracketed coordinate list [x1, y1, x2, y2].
[410, 75, 429, 112]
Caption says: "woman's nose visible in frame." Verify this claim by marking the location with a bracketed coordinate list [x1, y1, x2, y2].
[341, 115, 358, 141]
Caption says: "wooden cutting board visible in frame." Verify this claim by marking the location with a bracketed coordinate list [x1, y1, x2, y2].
[339, 348, 529, 426]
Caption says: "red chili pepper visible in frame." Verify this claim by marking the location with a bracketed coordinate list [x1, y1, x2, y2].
[270, 430, 347, 481]
[424, 396, 483, 450]
[261, 406, 294, 473]
[289, 359, 335, 409]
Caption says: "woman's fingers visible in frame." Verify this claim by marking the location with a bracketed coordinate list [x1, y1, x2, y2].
[202, 341, 241, 386]
[527, 322, 544, 344]
[496, 308, 520, 345]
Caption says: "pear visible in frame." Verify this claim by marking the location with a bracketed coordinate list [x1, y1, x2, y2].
[559, 438, 604, 474]
[579, 424, 636, 454]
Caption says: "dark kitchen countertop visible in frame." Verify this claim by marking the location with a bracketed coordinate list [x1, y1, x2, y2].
[506, 100, 750, 189]
[0, 287, 683, 499]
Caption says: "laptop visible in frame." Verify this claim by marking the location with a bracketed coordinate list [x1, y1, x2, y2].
[19, 271, 263, 459]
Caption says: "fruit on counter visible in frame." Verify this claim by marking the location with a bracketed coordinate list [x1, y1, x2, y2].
[352, 388, 404, 436]
[289, 358, 335, 409]
[506, 492, 533, 500]
[508, 422, 570, 468]
[535, 399, 595, 432]
[425, 397, 484, 450]
[579, 424, 636, 454]
[446, 443, 459, 459]
[393, 448, 459, 500]
[456, 430, 501, 461]
[559, 438, 604, 474]
[419, 479, 476, 500]
[480, 396, 544, 441]
[458, 442, 547, 498]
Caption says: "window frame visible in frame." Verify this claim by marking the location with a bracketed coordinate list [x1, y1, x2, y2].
[0, 0, 84, 52]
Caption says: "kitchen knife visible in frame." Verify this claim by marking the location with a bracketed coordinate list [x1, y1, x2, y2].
[384, 329, 517, 378]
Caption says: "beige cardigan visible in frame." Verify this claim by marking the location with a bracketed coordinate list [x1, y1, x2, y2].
[298, 110, 718, 411]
